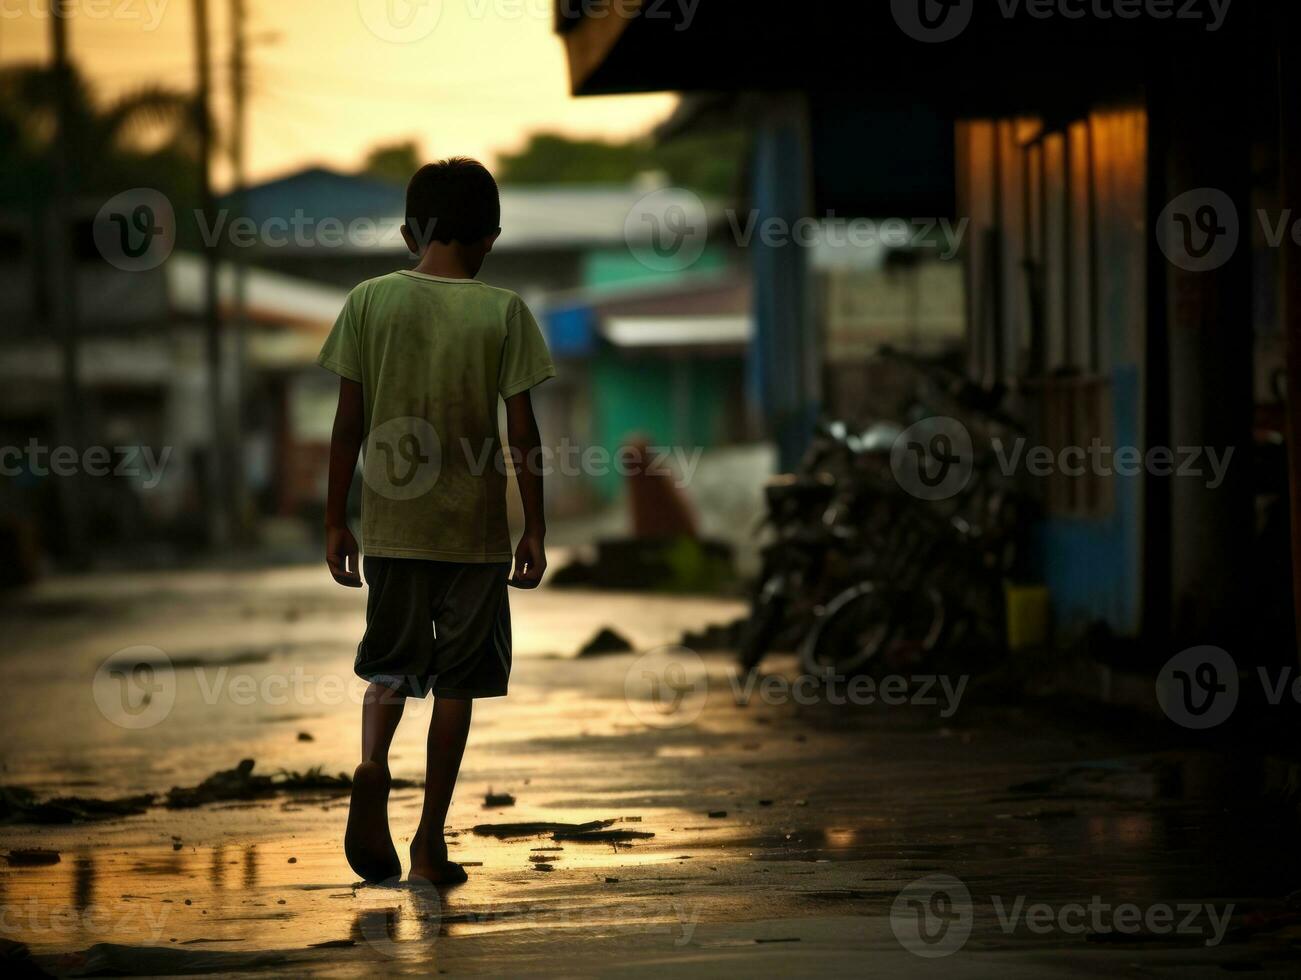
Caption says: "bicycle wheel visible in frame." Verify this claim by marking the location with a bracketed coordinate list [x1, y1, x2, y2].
[800, 582, 946, 677]
[737, 593, 786, 674]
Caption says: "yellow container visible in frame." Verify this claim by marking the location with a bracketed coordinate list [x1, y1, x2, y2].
[1005, 583, 1051, 651]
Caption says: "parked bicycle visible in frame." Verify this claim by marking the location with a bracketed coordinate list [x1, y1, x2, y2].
[737, 347, 1030, 678]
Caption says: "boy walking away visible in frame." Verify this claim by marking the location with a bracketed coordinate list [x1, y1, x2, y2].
[318, 158, 554, 885]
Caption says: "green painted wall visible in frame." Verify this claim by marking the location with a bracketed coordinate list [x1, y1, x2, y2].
[582, 246, 728, 289]
[590, 353, 741, 499]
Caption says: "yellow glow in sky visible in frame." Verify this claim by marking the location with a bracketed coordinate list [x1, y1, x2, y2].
[0, 0, 677, 187]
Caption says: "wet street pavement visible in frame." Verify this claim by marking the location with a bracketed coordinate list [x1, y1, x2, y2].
[1, 564, 1300, 977]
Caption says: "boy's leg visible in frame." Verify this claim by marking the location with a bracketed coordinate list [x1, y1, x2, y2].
[409, 697, 472, 884]
[362, 679, 406, 764]
[346, 681, 407, 883]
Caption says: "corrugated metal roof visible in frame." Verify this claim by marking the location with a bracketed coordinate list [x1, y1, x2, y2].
[166, 252, 349, 328]
[223, 168, 720, 252]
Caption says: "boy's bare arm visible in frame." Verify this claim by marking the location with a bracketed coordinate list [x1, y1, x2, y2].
[325, 377, 364, 587]
[505, 390, 546, 588]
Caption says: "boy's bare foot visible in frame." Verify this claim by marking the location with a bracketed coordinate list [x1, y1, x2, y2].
[409, 828, 468, 886]
[345, 761, 402, 883]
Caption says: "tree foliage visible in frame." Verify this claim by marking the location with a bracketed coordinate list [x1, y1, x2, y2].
[0, 64, 201, 213]
[361, 140, 422, 186]
[496, 131, 747, 200]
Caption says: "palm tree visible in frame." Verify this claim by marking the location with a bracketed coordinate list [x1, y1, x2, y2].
[0, 64, 202, 211]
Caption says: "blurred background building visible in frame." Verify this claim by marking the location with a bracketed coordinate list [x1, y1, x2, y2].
[554, 0, 1297, 662]
[1, 0, 1296, 668]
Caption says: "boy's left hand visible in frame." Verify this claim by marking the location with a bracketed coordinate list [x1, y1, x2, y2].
[326, 525, 362, 587]
[510, 532, 546, 589]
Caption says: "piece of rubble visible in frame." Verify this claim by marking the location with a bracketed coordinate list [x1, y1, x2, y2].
[577, 628, 634, 657]
[0, 786, 154, 825]
[473, 820, 614, 839]
[552, 829, 655, 843]
[166, 759, 418, 808]
[6, 849, 60, 866]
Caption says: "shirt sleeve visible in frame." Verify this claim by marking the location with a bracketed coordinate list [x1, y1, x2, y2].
[498, 297, 556, 398]
[316, 288, 363, 382]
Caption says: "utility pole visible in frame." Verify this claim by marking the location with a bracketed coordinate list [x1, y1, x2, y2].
[1280, 0, 1301, 665]
[193, 0, 228, 547]
[1163, 21, 1253, 650]
[48, 2, 88, 565]
[228, 0, 250, 543]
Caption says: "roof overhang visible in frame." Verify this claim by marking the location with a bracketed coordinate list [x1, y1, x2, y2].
[167, 252, 349, 333]
[602, 314, 750, 349]
[558, 0, 1251, 116]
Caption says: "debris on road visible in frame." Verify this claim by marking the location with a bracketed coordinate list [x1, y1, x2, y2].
[472, 820, 615, 839]
[576, 627, 634, 657]
[0, 786, 154, 824]
[5, 848, 60, 866]
[472, 819, 653, 843]
[166, 759, 419, 809]
[484, 789, 516, 807]
[680, 619, 744, 650]
[552, 828, 655, 843]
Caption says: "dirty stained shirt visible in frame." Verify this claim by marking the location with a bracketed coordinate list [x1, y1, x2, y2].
[317, 270, 555, 562]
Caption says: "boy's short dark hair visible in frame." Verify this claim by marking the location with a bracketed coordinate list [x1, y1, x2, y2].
[405, 158, 501, 248]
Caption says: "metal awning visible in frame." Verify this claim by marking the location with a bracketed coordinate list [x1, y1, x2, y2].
[556, 0, 1238, 113]
[601, 314, 751, 349]
[167, 252, 348, 330]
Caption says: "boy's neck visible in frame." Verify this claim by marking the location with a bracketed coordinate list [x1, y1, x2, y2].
[413, 243, 476, 280]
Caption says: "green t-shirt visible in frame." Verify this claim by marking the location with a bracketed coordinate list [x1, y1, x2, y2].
[317, 270, 555, 562]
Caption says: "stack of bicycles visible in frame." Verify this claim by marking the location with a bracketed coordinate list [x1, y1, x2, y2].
[737, 348, 1030, 679]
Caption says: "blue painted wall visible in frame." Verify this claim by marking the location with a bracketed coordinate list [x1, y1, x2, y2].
[1034, 366, 1144, 636]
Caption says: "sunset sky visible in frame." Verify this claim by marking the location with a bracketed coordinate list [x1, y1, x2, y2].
[0, 0, 677, 187]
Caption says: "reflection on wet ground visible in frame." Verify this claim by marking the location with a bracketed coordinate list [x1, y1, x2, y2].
[1, 567, 1300, 976]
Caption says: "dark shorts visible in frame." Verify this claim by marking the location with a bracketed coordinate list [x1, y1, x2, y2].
[358, 556, 512, 699]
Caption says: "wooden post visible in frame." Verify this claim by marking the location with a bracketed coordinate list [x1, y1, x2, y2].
[48, 2, 87, 566]
[1279, 1, 1301, 664]
[228, 0, 250, 542]
[1163, 24, 1254, 650]
[193, 0, 229, 547]
[750, 93, 816, 471]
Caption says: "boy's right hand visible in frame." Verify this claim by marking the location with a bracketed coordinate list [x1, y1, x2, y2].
[326, 525, 362, 587]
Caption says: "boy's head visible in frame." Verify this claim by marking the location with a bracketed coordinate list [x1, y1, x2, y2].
[402, 157, 501, 273]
